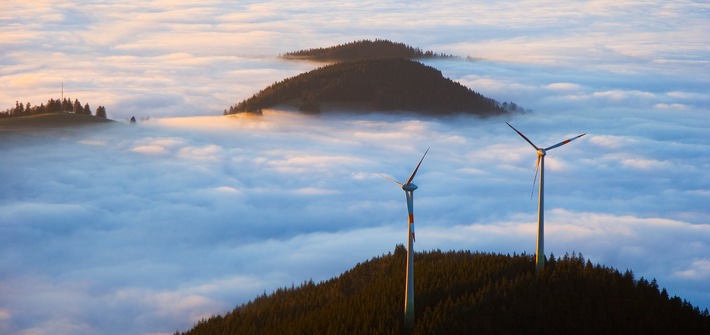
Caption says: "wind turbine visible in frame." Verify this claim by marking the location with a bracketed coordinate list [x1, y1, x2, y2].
[380, 148, 428, 330]
[506, 122, 585, 273]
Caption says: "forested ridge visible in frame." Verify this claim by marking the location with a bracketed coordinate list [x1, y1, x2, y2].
[1, 97, 107, 119]
[227, 58, 514, 116]
[281, 39, 457, 62]
[176, 247, 710, 335]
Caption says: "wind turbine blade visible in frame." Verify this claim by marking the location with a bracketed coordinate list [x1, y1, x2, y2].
[506, 122, 539, 150]
[377, 173, 403, 186]
[544, 133, 586, 151]
[405, 147, 429, 185]
[531, 155, 540, 199]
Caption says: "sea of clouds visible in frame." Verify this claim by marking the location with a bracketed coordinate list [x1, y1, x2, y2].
[1, 1, 709, 334]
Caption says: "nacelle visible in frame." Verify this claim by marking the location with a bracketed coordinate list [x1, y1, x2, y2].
[402, 183, 418, 192]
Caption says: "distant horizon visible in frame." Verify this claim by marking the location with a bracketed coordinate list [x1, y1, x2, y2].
[1, 1, 708, 335]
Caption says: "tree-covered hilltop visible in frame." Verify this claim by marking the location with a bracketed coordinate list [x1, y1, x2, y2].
[281, 39, 457, 62]
[0, 113, 115, 129]
[1, 97, 108, 119]
[176, 247, 710, 335]
[227, 58, 511, 116]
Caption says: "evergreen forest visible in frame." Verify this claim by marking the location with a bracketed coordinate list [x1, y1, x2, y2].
[176, 247, 710, 335]
[281, 39, 457, 62]
[1, 97, 107, 119]
[227, 58, 514, 116]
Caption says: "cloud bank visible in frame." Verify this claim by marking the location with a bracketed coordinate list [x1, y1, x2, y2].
[1, 1, 709, 334]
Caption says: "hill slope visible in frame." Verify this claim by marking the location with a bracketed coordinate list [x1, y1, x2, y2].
[281, 39, 456, 62]
[227, 58, 507, 116]
[176, 247, 710, 335]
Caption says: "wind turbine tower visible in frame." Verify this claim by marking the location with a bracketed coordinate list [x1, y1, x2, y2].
[506, 123, 585, 273]
[380, 148, 428, 330]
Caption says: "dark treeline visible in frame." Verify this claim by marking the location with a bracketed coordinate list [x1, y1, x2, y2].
[227, 58, 508, 117]
[1, 98, 107, 119]
[176, 247, 710, 335]
[282, 39, 458, 62]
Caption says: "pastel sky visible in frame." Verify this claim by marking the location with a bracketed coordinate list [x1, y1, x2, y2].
[1, 1, 709, 334]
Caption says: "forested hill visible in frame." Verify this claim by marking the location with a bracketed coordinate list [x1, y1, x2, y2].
[0, 112, 113, 130]
[281, 39, 456, 62]
[1, 97, 108, 119]
[227, 58, 512, 116]
[1, 98, 113, 129]
[176, 247, 710, 335]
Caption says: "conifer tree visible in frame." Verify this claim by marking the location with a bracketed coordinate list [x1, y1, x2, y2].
[96, 106, 107, 118]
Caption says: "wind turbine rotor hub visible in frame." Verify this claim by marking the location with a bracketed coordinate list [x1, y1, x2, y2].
[537, 149, 546, 156]
[402, 183, 418, 192]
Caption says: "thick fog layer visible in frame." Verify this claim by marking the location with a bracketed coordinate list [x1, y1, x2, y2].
[1, 1, 709, 334]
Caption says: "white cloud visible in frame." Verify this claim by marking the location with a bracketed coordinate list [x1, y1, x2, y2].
[593, 89, 656, 101]
[666, 91, 709, 100]
[587, 134, 638, 150]
[620, 156, 673, 170]
[545, 82, 582, 91]
[674, 258, 710, 281]
[132, 145, 170, 155]
[292, 187, 339, 196]
[654, 103, 688, 110]
[213, 186, 241, 194]
[177, 144, 223, 161]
